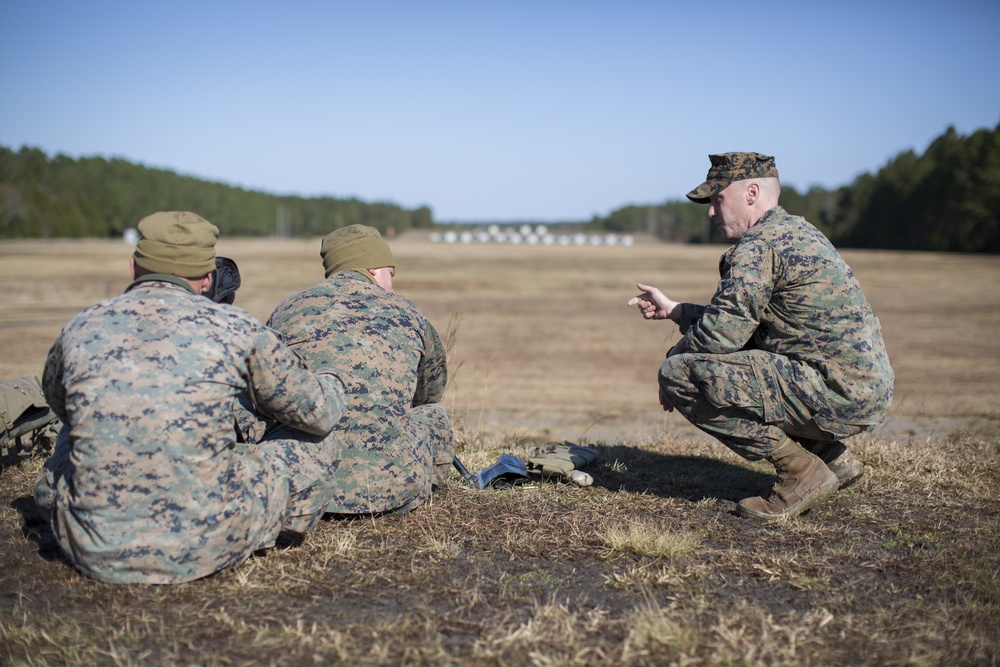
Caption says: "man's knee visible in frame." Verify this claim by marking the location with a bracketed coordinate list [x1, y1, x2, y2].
[412, 404, 454, 459]
[658, 354, 688, 384]
[658, 353, 702, 407]
[405, 404, 454, 491]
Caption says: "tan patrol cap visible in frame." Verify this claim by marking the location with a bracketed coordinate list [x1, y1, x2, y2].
[320, 224, 394, 279]
[686, 152, 779, 204]
[133, 211, 219, 277]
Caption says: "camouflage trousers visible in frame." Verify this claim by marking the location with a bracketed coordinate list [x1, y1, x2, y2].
[658, 350, 869, 461]
[34, 423, 338, 583]
[325, 403, 454, 516]
[246, 423, 341, 533]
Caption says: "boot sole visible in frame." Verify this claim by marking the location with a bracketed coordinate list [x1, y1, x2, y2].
[737, 474, 840, 520]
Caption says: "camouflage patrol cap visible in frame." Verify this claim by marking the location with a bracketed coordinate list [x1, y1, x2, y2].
[686, 152, 779, 204]
[321, 225, 394, 279]
[133, 211, 219, 278]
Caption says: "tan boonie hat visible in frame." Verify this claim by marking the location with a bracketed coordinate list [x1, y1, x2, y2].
[686, 152, 779, 204]
[321, 224, 394, 279]
[133, 211, 219, 277]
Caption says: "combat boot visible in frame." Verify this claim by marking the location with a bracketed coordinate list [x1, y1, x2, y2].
[799, 439, 865, 488]
[737, 438, 840, 520]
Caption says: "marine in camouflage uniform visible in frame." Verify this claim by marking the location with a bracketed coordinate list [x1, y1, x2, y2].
[262, 225, 453, 516]
[34, 211, 347, 584]
[629, 153, 893, 519]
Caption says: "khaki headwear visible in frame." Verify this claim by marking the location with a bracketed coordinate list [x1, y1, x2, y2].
[686, 152, 779, 204]
[321, 225, 394, 279]
[133, 211, 219, 277]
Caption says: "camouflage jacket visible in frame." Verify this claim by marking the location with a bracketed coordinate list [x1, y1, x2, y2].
[266, 270, 449, 513]
[669, 206, 893, 428]
[41, 277, 344, 583]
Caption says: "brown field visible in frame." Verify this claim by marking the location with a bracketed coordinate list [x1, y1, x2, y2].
[3, 234, 998, 441]
[1, 235, 998, 665]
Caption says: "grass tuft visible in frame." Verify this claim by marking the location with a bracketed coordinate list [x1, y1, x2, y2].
[601, 520, 702, 558]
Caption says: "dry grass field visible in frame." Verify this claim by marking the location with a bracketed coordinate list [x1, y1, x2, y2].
[1, 234, 998, 665]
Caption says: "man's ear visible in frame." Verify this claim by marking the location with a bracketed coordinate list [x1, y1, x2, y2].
[745, 182, 760, 205]
[129, 257, 138, 280]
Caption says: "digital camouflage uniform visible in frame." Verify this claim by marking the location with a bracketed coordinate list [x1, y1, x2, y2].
[659, 206, 894, 460]
[265, 270, 453, 515]
[35, 275, 347, 584]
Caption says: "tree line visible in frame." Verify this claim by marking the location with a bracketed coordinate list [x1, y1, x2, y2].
[2, 121, 997, 252]
[588, 122, 999, 253]
[0, 147, 431, 239]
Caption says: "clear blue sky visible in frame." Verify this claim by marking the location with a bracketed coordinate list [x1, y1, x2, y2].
[2, 1, 998, 222]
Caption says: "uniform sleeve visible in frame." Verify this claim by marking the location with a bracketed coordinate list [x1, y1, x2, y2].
[675, 303, 707, 335]
[412, 317, 448, 406]
[41, 333, 68, 424]
[243, 326, 347, 436]
[670, 237, 776, 356]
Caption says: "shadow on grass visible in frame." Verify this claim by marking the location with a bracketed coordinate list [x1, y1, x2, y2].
[10, 494, 66, 562]
[585, 443, 774, 503]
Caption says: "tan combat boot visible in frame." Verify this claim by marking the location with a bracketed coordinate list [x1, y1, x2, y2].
[799, 439, 864, 488]
[737, 438, 840, 520]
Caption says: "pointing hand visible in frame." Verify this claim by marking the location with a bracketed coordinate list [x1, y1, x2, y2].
[627, 283, 678, 320]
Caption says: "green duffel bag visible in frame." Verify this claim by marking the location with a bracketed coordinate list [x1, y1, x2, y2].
[1, 375, 59, 467]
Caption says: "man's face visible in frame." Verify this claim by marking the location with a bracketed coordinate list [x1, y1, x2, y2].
[708, 182, 753, 242]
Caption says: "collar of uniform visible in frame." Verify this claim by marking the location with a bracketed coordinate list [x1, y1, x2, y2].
[124, 273, 198, 295]
[754, 206, 785, 228]
[329, 269, 377, 285]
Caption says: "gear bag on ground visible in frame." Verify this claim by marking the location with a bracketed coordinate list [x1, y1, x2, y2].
[1, 375, 59, 469]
